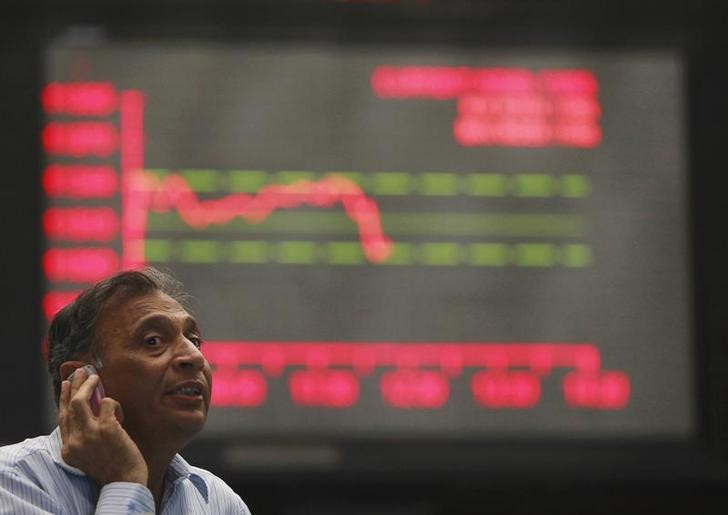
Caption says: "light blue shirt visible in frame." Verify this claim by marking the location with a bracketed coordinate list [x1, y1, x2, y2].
[0, 428, 251, 514]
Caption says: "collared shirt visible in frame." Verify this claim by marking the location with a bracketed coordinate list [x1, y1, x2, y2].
[0, 428, 251, 514]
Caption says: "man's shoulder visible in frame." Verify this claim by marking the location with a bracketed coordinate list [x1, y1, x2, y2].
[174, 456, 251, 513]
[0, 433, 56, 469]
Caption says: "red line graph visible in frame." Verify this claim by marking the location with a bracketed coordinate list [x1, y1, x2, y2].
[133, 172, 393, 260]
[119, 92, 393, 267]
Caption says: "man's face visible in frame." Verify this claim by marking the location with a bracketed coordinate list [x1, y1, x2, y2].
[94, 290, 212, 447]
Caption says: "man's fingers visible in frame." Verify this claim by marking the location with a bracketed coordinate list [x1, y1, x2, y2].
[67, 374, 100, 425]
[98, 398, 124, 424]
[69, 366, 87, 395]
[73, 374, 100, 403]
[67, 366, 87, 412]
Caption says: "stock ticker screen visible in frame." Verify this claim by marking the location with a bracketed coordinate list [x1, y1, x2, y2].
[40, 40, 693, 440]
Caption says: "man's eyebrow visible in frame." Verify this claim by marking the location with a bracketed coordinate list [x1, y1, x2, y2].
[185, 316, 201, 334]
[131, 314, 201, 337]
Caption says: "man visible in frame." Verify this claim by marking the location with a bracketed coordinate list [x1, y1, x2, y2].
[0, 267, 251, 514]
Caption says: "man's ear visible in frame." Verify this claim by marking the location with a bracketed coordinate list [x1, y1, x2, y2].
[59, 361, 88, 381]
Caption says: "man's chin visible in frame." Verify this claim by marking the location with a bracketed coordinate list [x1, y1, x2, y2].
[153, 405, 208, 440]
[170, 411, 207, 434]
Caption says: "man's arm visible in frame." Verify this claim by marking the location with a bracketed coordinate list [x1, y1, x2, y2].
[0, 464, 156, 515]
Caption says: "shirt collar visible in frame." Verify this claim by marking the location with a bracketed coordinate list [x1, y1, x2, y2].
[166, 453, 209, 502]
[48, 427, 209, 503]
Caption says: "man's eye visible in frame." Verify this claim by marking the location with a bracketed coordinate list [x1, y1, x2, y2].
[144, 336, 163, 346]
[187, 334, 202, 348]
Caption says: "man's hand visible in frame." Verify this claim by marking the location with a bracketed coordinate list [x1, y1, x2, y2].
[58, 367, 149, 487]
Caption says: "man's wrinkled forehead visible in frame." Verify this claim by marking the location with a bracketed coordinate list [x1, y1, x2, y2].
[126, 291, 187, 314]
[98, 290, 193, 339]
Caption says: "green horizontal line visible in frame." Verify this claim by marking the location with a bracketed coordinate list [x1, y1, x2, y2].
[144, 240, 592, 268]
[514, 243, 558, 267]
[177, 240, 222, 263]
[228, 241, 268, 263]
[148, 212, 586, 238]
[149, 211, 354, 233]
[468, 243, 509, 266]
[273, 241, 317, 264]
[372, 172, 410, 195]
[182, 170, 219, 192]
[419, 242, 462, 265]
[274, 170, 317, 184]
[512, 174, 554, 198]
[325, 242, 365, 265]
[144, 239, 173, 262]
[384, 243, 414, 265]
[419, 173, 459, 196]
[466, 174, 507, 196]
[227, 170, 267, 192]
[146, 169, 590, 198]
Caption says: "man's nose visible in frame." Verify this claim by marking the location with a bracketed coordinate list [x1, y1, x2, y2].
[173, 336, 206, 370]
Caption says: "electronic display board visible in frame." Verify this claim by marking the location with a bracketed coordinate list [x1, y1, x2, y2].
[40, 41, 693, 443]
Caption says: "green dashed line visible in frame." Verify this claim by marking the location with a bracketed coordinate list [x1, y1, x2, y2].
[177, 240, 222, 263]
[325, 242, 365, 265]
[560, 174, 591, 198]
[419, 173, 459, 196]
[372, 172, 410, 195]
[332, 172, 367, 190]
[512, 174, 555, 198]
[148, 211, 586, 238]
[274, 241, 317, 264]
[419, 242, 462, 265]
[146, 169, 590, 199]
[148, 211, 585, 238]
[181, 170, 219, 193]
[228, 241, 268, 263]
[275, 171, 316, 184]
[514, 243, 558, 267]
[145, 239, 173, 262]
[466, 174, 507, 197]
[383, 243, 414, 265]
[561, 243, 592, 267]
[144, 239, 592, 267]
[468, 243, 509, 266]
[148, 211, 356, 233]
[228, 170, 267, 192]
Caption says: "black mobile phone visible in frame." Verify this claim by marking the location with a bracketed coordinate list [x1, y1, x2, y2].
[67, 364, 105, 415]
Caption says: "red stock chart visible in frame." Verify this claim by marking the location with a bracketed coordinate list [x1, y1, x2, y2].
[41, 43, 692, 439]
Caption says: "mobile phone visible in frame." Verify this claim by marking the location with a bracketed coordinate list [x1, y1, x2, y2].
[67, 364, 105, 416]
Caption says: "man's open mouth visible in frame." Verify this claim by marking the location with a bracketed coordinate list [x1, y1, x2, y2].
[168, 382, 205, 396]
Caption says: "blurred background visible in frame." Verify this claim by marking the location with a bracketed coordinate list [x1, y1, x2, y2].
[2, 1, 728, 513]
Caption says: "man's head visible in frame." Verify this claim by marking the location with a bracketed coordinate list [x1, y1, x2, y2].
[48, 267, 212, 447]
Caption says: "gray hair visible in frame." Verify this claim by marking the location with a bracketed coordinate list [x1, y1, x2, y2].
[47, 266, 189, 405]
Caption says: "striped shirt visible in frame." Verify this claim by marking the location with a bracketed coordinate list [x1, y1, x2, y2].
[0, 428, 251, 514]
